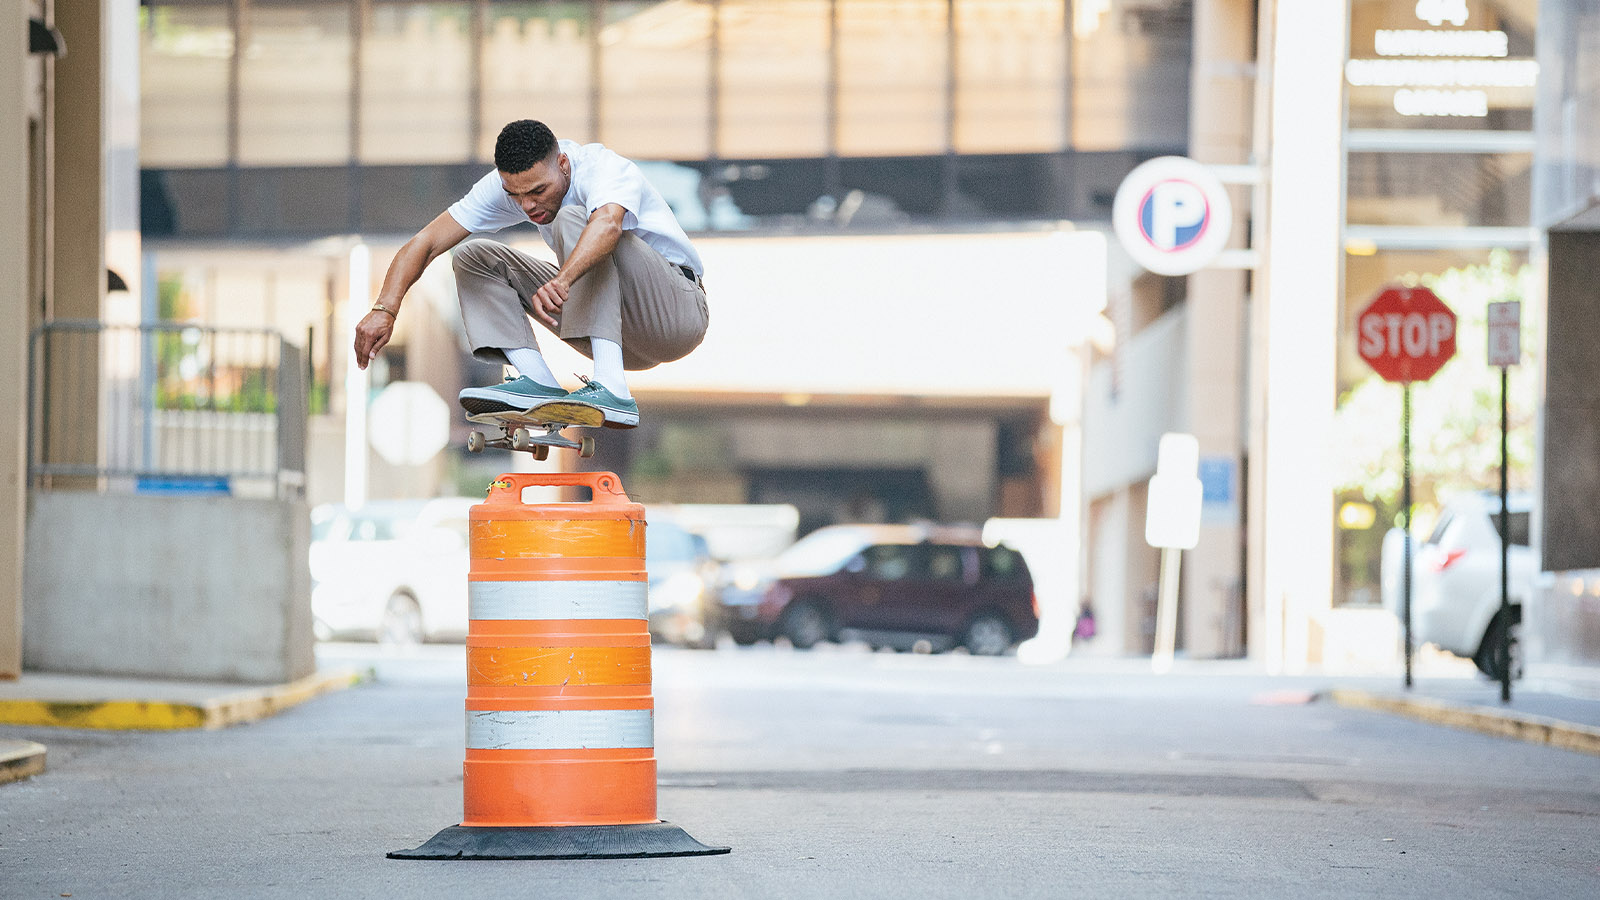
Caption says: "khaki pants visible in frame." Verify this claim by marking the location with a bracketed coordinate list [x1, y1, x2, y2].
[452, 206, 709, 370]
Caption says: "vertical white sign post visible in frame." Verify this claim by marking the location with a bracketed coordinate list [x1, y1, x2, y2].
[1487, 300, 1521, 702]
[1146, 433, 1203, 674]
[344, 243, 372, 510]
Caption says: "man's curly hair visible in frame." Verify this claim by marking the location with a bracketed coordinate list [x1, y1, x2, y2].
[494, 120, 558, 174]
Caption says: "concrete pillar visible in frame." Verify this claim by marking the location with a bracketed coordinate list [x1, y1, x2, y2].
[46, 0, 106, 483]
[1252, 0, 1346, 673]
[2, 5, 33, 679]
[51, 0, 104, 321]
[1183, 0, 1254, 658]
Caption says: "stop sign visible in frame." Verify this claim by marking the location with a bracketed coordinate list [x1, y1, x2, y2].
[1357, 286, 1457, 383]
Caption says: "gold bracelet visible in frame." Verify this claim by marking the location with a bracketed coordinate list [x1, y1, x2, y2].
[370, 302, 396, 318]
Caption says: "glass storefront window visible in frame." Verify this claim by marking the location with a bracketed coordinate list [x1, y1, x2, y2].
[953, 0, 1067, 154]
[1534, 0, 1599, 224]
[141, 2, 232, 167]
[362, 3, 472, 163]
[238, 2, 354, 165]
[836, 0, 949, 157]
[480, 1, 595, 160]
[717, 0, 830, 159]
[1347, 151, 1532, 227]
[600, 0, 713, 161]
[1071, 0, 1191, 151]
[1347, 0, 1537, 132]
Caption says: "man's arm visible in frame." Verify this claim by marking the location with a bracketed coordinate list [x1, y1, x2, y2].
[526, 204, 627, 328]
[353, 211, 472, 370]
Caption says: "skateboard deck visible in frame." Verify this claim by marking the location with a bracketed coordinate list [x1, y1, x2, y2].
[464, 401, 603, 460]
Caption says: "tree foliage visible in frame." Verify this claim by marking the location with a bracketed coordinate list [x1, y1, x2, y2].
[1332, 250, 1537, 517]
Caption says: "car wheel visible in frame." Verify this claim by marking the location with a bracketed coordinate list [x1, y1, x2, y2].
[727, 627, 760, 646]
[378, 593, 425, 647]
[781, 601, 830, 650]
[963, 614, 1013, 656]
[1474, 609, 1522, 682]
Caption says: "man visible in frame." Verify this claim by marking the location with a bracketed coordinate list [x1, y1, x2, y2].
[352, 119, 709, 428]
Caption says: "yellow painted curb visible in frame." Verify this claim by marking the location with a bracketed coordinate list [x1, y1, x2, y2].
[1329, 688, 1600, 757]
[0, 667, 367, 731]
[0, 740, 47, 784]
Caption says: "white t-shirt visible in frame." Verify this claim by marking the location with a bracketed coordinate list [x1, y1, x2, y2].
[447, 139, 704, 277]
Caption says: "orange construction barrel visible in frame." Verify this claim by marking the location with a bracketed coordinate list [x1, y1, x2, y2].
[389, 472, 728, 860]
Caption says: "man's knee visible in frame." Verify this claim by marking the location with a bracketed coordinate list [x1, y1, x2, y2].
[551, 205, 589, 248]
[452, 238, 504, 277]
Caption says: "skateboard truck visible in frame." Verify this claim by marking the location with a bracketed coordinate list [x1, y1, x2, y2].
[465, 401, 603, 460]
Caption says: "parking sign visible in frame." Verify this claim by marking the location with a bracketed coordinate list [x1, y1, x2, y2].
[1113, 157, 1233, 277]
[1487, 301, 1521, 367]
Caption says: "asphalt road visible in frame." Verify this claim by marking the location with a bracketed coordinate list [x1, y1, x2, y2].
[2, 643, 1597, 899]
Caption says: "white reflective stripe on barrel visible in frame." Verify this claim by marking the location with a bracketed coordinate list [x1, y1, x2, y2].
[466, 709, 655, 750]
[469, 580, 648, 621]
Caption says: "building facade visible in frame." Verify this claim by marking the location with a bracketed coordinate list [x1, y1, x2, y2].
[14, 0, 1580, 675]
[1532, 0, 1600, 681]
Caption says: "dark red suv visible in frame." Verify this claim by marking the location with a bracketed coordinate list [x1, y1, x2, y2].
[720, 525, 1038, 655]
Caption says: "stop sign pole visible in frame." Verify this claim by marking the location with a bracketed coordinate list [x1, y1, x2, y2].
[1356, 286, 1457, 690]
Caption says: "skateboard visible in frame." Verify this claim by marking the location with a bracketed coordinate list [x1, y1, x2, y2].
[464, 401, 603, 460]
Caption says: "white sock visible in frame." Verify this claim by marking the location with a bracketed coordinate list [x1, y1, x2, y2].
[590, 338, 632, 399]
[502, 347, 561, 389]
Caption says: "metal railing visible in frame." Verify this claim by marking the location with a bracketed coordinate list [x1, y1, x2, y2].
[29, 321, 308, 497]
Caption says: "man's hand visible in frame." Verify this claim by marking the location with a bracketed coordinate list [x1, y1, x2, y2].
[353, 308, 395, 371]
[530, 205, 625, 330]
[529, 277, 570, 329]
[353, 210, 472, 370]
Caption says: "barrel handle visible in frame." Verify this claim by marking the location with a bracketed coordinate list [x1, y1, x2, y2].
[485, 471, 631, 505]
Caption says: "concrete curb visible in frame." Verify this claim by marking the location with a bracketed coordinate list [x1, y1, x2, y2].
[0, 667, 367, 731]
[1328, 688, 1600, 757]
[0, 739, 47, 784]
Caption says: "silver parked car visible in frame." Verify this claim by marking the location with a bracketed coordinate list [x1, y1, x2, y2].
[643, 517, 722, 650]
[1381, 491, 1532, 680]
[310, 498, 476, 645]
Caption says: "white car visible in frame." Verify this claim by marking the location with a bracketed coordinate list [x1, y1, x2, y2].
[310, 498, 477, 645]
[1381, 491, 1532, 680]
[643, 517, 721, 650]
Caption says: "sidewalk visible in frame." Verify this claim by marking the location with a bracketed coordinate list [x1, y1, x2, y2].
[1328, 675, 1600, 756]
[0, 666, 365, 731]
[0, 662, 367, 786]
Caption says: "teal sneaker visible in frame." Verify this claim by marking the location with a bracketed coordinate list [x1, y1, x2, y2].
[568, 376, 640, 428]
[458, 375, 570, 415]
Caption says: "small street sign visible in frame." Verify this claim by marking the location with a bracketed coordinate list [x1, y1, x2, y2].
[1488, 300, 1521, 367]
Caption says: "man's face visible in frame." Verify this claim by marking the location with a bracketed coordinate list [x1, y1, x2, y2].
[500, 153, 570, 225]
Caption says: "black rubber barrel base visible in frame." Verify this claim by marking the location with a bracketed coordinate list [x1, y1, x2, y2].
[388, 821, 731, 860]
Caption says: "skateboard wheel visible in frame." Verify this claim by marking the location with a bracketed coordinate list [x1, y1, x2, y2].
[580, 436, 596, 459]
[532, 445, 550, 461]
[511, 428, 533, 452]
[467, 431, 485, 453]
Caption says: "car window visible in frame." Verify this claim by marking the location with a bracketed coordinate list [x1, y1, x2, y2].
[862, 544, 918, 581]
[647, 523, 700, 564]
[311, 509, 347, 542]
[1493, 511, 1531, 547]
[926, 545, 965, 582]
[982, 546, 1027, 580]
[1426, 512, 1454, 545]
[776, 530, 871, 577]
